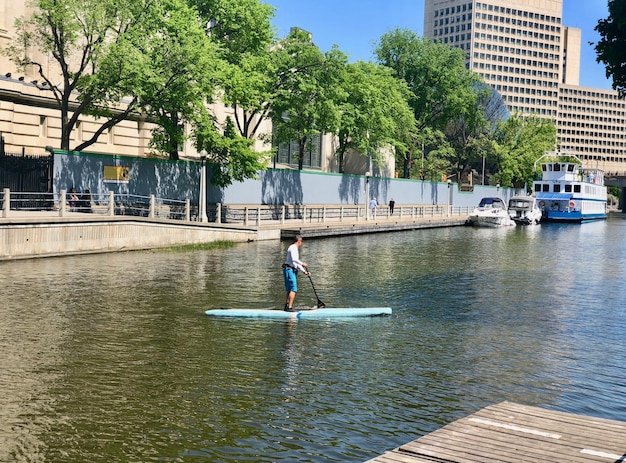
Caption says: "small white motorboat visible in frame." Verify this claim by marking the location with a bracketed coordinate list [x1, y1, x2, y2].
[467, 197, 515, 228]
[508, 195, 542, 225]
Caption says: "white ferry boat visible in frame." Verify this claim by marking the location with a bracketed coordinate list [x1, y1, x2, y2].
[532, 153, 607, 222]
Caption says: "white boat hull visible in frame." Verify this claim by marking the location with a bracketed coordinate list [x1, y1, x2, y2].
[467, 197, 515, 227]
[467, 215, 515, 227]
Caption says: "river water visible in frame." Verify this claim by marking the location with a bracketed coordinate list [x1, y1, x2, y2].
[1, 219, 626, 462]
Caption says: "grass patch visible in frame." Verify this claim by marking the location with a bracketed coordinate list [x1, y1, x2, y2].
[160, 240, 237, 252]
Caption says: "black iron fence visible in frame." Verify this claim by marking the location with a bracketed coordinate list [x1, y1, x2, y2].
[0, 150, 52, 192]
[0, 134, 53, 209]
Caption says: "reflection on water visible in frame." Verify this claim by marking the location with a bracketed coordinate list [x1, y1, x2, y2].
[1, 220, 626, 462]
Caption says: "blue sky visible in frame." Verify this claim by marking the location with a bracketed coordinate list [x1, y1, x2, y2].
[265, 0, 613, 91]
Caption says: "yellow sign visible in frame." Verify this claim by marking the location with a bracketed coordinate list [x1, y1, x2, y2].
[103, 165, 130, 182]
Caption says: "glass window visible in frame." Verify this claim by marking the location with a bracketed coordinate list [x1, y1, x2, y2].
[276, 133, 322, 169]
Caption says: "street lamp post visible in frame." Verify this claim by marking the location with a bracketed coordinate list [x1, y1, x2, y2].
[482, 154, 486, 185]
[447, 179, 452, 217]
[199, 151, 208, 222]
[421, 142, 425, 180]
[365, 171, 371, 220]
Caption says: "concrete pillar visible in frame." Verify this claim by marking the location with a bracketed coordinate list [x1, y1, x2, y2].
[149, 194, 155, 218]
[108, 191, 114, 216]
[3, 188, 9, 218]
[60, 189, 66, 217]
[185, 199, 190, 221]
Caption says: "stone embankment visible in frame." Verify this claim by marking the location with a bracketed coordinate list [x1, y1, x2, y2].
[0, 208, 467, 260]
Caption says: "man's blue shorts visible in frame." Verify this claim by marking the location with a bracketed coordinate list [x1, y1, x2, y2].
[284, 267, 297, 292]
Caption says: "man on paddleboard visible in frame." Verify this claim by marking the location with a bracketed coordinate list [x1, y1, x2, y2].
[283, 235, 309, 311]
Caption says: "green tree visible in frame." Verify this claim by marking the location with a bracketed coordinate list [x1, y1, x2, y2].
[195, 116, 268, 187]
[444, 84, 507, 183]
[132, 0, 223, 159]
[192, 0, 276, 141]
[270, 28, 348, 170]
[221, 48, 276, 141]
[193, 0, 274, 64]
[5, 0, 151, 151]
[375, 29, 481, 178]
[493, 114, 556, 188]
[335, 62, 415, 173]
[595, 0, 626, 96]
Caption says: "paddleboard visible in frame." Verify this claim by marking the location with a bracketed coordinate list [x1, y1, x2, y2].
[205, 307, 392, 319]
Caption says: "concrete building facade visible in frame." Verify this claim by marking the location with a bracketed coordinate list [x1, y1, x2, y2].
[424, 0, 626, 174]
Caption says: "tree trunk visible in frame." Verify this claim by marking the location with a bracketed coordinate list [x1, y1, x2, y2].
[297, 137, 306, 170]
[403, 156, 411, 179]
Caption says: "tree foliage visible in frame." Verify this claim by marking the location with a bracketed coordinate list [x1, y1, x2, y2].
[193, 0, 276, 142]
[444, 84, 507, 183]
[136, 0, 222, 159]
[270, 28, 348, 170]
[374, 28, 482, 178]
[5, 0, 151, 151]
[195, 116, 268, 187]
[193, 0, 274, 64]
[220, 46, 275, 140]
[6, 0, 273, 186]
[334, 61, 415, 173]
[595, 0, 626, 96]
[492, 114, 556, 188]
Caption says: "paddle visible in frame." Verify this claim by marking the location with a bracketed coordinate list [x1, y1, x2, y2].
[306, 272, 326, 308]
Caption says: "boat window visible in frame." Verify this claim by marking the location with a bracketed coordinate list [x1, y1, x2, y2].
[574, 185, 581, 193]
[565, 185, 572, 192]
[553, 184, 561, 192]
[554, 163, 561, 171]
[567, 164, 575, 172]
[542, 165, 547, 172]
[534, 184, 542, 192]
[542, 184, 549, 192]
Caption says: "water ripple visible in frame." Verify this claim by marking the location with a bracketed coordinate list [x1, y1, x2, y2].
[1, 223, 626, 462]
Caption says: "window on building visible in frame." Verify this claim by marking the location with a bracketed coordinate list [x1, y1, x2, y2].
[276, 134, 322, 169]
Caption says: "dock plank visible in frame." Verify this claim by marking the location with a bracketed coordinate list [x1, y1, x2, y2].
[364, 402, 626, 463]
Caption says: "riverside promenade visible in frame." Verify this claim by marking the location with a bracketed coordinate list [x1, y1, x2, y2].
[0, 206, 467, 260]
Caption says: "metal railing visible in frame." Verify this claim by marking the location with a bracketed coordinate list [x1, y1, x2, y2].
[1, 188, 471, 225]
[218, 203, 471, 226]
[1, 189, 192, 221]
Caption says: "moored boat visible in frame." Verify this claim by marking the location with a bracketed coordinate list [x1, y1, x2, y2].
[466, 197, 515, 227]
[533, 153, 607, 222]
[508, 195, 542, 225]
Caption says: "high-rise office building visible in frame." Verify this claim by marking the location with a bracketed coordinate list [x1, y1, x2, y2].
[423, 0, 626, 173]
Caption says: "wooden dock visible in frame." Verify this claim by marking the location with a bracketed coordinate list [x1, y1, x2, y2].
[365, 401, 626, 463]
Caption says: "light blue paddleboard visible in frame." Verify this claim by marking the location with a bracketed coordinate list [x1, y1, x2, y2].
[205, 307, 392, 319]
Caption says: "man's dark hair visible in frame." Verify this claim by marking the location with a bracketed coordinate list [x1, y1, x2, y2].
[293, 234, 303, 243]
